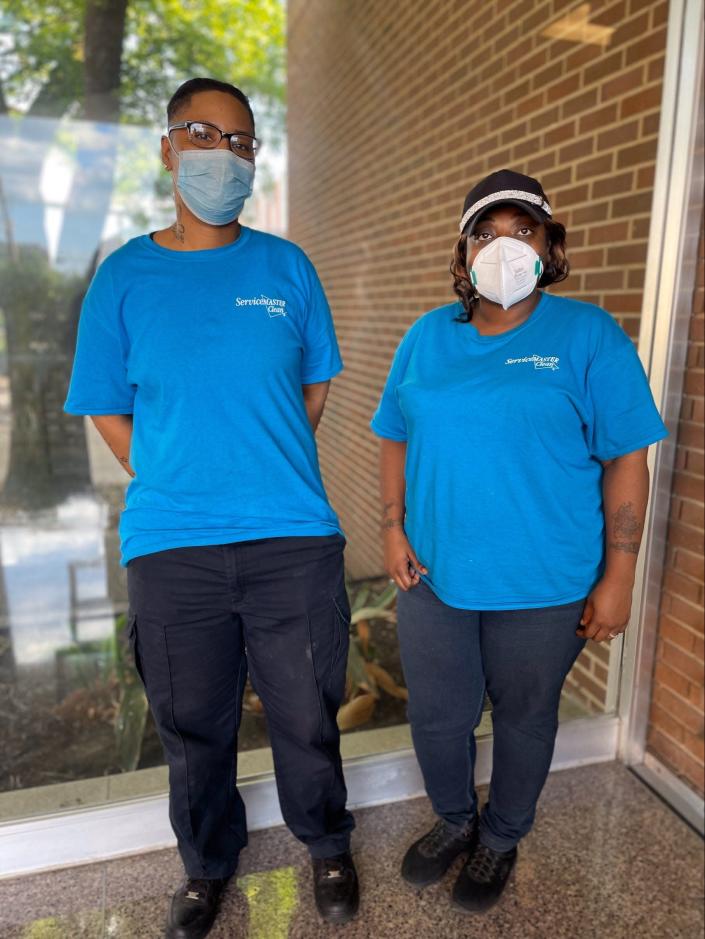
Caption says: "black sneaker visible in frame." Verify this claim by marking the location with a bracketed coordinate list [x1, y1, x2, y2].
[452, 842, 517, 913]
[401, 817, 477, 888]
[312, 851, 360, 924]
[165, 876, 228, 939]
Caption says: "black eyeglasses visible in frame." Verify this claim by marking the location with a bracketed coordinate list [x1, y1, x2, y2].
[167, 121, 261, 161]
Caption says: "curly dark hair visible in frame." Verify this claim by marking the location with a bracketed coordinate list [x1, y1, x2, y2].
[450, 219, 570, 322]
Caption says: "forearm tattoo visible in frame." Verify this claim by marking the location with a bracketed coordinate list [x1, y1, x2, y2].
[382, 499, 404, 530]
[609, 501, 642, 554]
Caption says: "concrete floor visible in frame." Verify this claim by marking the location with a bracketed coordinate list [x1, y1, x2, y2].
[0, 761, 703, 939]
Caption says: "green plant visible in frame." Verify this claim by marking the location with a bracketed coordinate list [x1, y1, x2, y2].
[112, 611, 149, 773]
[337, 579, 407, 731]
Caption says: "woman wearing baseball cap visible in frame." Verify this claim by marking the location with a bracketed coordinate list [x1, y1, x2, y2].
[371, 169, 667, 913]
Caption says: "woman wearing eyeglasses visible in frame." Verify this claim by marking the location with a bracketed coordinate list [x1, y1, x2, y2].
[64, 78, 358, 938]
[371, 169, 667, 915]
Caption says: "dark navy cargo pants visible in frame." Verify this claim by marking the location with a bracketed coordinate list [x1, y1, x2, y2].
[126, 533, 355, 879]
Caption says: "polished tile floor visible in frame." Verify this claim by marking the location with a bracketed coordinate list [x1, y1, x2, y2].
[1, 762, 703, 939]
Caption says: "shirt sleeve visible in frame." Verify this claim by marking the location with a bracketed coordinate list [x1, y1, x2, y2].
[586, 329, 668, 461]
[63, 258, 135, 415]
[370, 327, 418, 442]
[299, 255, 343, 384]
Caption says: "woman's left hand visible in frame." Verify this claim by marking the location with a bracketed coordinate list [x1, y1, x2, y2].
[577, 577, 633, 643]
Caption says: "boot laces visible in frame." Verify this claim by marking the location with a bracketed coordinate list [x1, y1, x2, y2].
[418, 820, 458, 858]
[466, 843, 505, 884]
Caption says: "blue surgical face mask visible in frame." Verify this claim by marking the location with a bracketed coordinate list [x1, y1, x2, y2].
[170, 143, 255, 225]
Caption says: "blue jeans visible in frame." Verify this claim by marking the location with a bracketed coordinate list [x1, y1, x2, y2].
[397, 580, 586, 853]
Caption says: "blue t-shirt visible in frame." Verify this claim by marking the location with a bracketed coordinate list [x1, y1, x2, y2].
[64, 227, 344, 566]
[371, 292, 668, 610]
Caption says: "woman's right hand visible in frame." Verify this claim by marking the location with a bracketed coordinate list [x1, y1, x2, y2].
[383, 528, 428, 591]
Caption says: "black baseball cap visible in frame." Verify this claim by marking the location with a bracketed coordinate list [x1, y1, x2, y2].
[459, 169, 552, 235]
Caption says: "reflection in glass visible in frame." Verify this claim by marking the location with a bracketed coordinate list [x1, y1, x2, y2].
[0, 0, 287, 793]
[0, 105, 290, 790]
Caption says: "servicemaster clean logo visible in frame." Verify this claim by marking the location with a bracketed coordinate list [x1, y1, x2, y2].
[504, 354, 560, 371]
[235, 296, 287, 318]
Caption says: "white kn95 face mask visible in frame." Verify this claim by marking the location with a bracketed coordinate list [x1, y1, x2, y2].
[469, 236, 544, 310]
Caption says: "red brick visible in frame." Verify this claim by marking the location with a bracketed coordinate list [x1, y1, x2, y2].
[571, 203, 610, 226]
[604, 292, 645, 314]
[544, 120, 576, 148]
[625, 26, 668, 66]
[612, 190, 654, 215]
[659, 612, 699, 651]
[566, 43, 602, 72]
[684, 370, 704, 396]
[607, 243, 648, 266]
[666, 595, 705, 635]
[677, 423, 704, 451]
[541, 168, 573, 191]
[585, 270, 625, 291]
[649, 702, 686, 744]
[601, 66, 645, 102]
[617, 139, 659, 169]
[672, 548, 705, 581]
[579, 103, 619, 135]
[631, 217, 651, 239]
[627, 267, 645, 288]
[597, 118, 639, 150]
[653, 661, 691, 699]
[562, 88, 599, 119]
[620, 83, 663, 119]
[648, 55, 665, 82]
[570, 247, 607, 268]
[611, 9, 650, 47]
[651, 1, 669, 28]
[679, 499, 705, 531]
[646, 730, 705, 794]
[592, 171, 635, 198]
[584, 50, 625, 88]
[576, 153, 614, 179]
[642, 112, 661, 137]
[559, 139, 593, 163]
[554, 183, 590, 206]
[689, 316, 704, 342]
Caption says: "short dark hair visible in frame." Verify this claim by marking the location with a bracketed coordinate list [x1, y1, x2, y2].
[166, 78, 255, 131]
[449, 219, 570, 322]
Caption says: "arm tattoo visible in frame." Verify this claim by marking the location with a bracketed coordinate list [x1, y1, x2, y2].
[609, 503, 642, 554]
[608, 540, 640, 554]
[381, 519, 404, 530]
[382, 500, 404, 530]
[613, 502, 640, 538]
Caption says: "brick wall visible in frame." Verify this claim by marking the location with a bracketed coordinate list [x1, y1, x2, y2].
[288, 0, 672, 712]
[646, 220, 705, 796]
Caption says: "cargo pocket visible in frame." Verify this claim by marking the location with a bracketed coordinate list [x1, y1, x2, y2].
[330, 592, 351, 686]
[126, 610, 146, 687]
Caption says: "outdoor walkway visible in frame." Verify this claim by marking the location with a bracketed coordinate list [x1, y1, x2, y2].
[1, 761, 703, 938]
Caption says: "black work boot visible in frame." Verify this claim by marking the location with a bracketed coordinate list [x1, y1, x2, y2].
[452, 841, 517, 913]
[165, 876, 228, 939]
[312, 851, 360, 924]
[401, 817, 478, 888]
